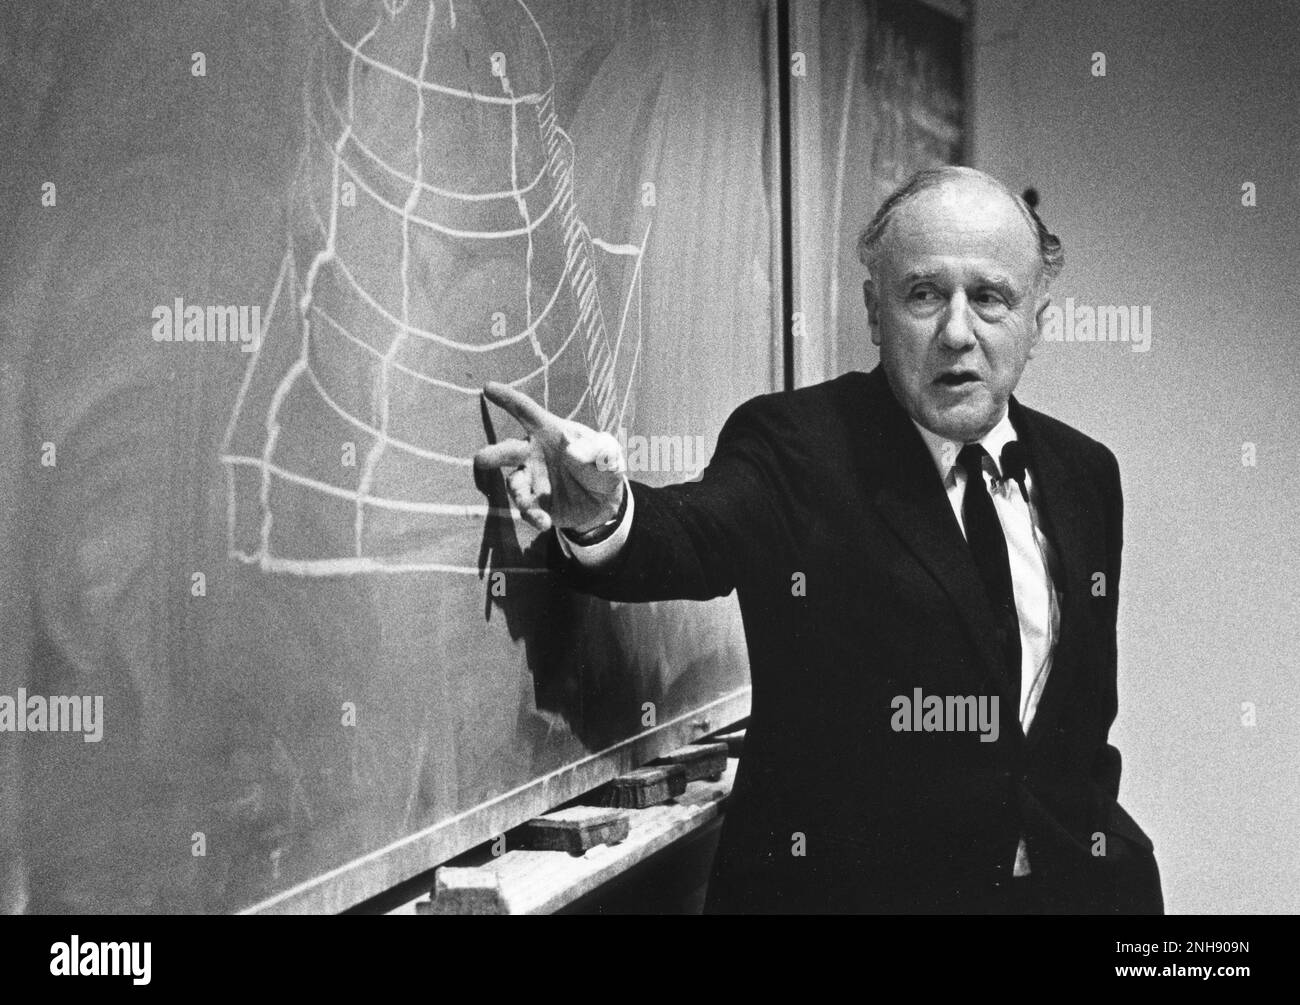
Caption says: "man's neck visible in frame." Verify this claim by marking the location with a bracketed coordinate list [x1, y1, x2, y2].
[910, 407, 1016, 480]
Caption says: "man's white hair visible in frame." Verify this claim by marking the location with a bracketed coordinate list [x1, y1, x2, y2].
[856, 166, 1064, 284]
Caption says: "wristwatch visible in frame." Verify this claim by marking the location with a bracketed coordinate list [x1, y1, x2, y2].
[560, 484, 628, 546]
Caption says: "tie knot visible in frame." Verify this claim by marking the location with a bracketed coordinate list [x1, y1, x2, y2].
[957, 443, 991, 479]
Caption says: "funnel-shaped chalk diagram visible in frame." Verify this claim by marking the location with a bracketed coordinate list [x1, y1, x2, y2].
[222, 0, 648, 575]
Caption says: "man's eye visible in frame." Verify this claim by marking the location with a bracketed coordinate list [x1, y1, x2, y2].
[910, 288, 939, 302]
[974, 291, 1008, 308]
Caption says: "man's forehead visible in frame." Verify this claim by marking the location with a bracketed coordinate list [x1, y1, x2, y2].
[884, 180, 1039, 272]
[891, 184, 1031, 238]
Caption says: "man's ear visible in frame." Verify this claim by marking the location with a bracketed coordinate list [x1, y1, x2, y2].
[1028, 290, 1051, 359]
[864, 278, 882, 346]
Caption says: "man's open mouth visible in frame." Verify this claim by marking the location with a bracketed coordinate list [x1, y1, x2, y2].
[935, 372, 980, 387]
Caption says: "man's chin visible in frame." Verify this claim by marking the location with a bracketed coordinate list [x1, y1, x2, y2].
[916, 394, 1000, 442]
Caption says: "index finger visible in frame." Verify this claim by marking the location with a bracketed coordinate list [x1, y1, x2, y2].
[482, 381, 557, 435]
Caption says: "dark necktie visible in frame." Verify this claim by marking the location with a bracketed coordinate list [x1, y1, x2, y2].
[957, 444, 1022, 710]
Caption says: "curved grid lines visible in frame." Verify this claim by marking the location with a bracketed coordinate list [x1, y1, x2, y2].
[222, 0, 647, 576]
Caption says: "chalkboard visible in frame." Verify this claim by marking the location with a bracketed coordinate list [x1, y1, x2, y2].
[0, 0, 777, 913]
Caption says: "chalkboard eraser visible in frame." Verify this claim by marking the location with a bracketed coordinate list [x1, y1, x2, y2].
[596, 765, 687, 809]
[652, 742, 731, 783]
[416, 867, 511, 916]
[517, 806, 630, 855]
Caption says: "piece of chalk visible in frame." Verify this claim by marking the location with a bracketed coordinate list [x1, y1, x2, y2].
[710, 729, 746, 758]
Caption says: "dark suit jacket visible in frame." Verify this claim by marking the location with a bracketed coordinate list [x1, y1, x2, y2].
[550, 365, 1162, 914]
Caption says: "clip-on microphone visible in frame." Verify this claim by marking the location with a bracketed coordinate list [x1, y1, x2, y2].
[999, 441, 1030, 504]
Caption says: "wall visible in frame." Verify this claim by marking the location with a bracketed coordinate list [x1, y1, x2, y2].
[971, 0, 1299, 913]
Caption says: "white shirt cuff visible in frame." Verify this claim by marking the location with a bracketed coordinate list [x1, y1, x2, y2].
[554, 476, 634, 568]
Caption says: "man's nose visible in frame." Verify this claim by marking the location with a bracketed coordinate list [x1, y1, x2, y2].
[937, 290, 977, 349]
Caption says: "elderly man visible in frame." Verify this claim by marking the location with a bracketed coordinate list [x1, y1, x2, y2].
[474, 166, 1163, 915]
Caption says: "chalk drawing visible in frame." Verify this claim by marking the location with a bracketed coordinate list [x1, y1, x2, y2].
[221, 0, 649, 576]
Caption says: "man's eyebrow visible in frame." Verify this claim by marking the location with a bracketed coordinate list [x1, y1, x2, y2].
[976, 275, 1020, 297]
[895, 271, 1021, 292]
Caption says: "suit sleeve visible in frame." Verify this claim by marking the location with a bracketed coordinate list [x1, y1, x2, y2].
[546, 396, 789, 603]
[1090, 444, 1124, 801]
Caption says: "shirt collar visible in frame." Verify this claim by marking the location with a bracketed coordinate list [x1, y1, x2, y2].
[910, 407, 1018, 483]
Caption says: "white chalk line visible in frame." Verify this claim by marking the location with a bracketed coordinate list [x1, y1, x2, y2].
[605, 220, 651, 424]
[316, 52, 546, 204]
[589, 237, 643, 256]
[301, 362, 467, 466]
[222, 247, 293, 559]
[303, 93, 566, 241]
[227, 453, 508, 518]
[503, 64, 548, 411]
[253, 554, 550, 577]
[565, 384, 590, 423]
[256, 15, 382, 566]
[299, 179, 571, 352]
[616, 223, 650, 431]
[319, 0, 552, 107]
[309, 300, 584, 396]
[355, 0, 439, 557]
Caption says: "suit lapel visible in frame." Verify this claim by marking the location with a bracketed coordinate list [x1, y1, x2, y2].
[854, 368, 1022, 711]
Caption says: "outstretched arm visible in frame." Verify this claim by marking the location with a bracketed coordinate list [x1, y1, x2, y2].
[474, 385, 786, 603]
